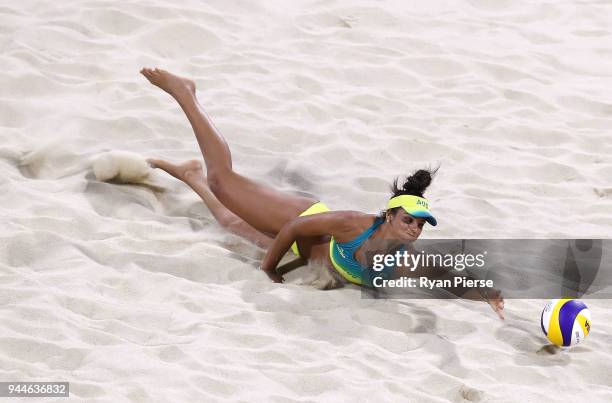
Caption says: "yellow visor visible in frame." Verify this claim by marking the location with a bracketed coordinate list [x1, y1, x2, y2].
[387, 195, 437, 226]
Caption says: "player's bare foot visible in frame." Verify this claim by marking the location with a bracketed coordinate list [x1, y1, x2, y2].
[139, 68, 196, 98]
[147, 158, 204, 183]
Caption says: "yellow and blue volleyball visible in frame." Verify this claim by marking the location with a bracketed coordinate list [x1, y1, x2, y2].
[541, 299, 591, 347]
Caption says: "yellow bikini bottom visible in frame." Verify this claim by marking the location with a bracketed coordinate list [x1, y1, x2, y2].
[290, 201, 331, 256]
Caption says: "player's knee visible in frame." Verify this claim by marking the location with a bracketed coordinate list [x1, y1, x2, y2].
[208, 167, 235, 197]
[207, 174, 223, 196]
[218, 213, 238, 228]
[225, 217, 245, 232]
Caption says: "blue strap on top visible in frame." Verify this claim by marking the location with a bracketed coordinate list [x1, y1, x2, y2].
[331, 218, 399, 286]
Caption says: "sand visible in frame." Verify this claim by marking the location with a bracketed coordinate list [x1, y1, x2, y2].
[1, 0, 612, 401]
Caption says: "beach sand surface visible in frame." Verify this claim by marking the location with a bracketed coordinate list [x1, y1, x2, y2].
[1, 0, 612, 401]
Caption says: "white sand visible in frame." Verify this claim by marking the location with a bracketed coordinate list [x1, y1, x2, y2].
[2, 0, 612, 401]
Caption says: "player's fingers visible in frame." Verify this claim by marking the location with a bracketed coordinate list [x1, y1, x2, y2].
[496, 302, 505, 320]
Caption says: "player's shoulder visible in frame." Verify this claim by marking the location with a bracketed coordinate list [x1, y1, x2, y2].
[326, 211, 378, 238]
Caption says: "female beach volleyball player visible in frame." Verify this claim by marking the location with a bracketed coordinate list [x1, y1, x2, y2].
[140, 68, 504, 319]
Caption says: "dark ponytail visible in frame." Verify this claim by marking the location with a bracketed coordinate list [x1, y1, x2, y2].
[390, 168, 437, 198]
[379, 166, 438, 220]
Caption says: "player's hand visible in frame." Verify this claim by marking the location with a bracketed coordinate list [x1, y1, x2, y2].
[486, 288, 505, 320]
[261, 266, 284, 283]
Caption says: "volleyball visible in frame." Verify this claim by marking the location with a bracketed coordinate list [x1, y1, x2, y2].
[541, 299, 591, 347]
